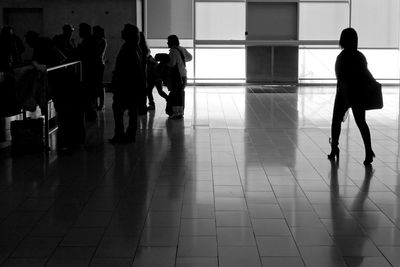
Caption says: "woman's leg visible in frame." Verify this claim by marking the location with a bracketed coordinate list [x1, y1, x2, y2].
[331, 95, 348, 148]
[147, 80, 155, 108]
[155, 79, 168, 99]
[352, 107, 372, 152]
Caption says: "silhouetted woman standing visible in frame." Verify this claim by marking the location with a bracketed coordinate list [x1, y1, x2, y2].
[93, 25, 107, 110]
[329, 28, 375, 165]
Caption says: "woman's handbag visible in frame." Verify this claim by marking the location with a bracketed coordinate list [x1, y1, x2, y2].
[363, 75, 383, 110]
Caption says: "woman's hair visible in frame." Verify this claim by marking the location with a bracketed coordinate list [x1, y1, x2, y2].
[339, 28, 358, 50]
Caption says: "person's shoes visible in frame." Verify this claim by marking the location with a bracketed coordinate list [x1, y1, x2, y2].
[147, 105, 155, 111]
[108, 135, 127, 144]
[327, 146, 340, 161]
[363, 150, 375, 166]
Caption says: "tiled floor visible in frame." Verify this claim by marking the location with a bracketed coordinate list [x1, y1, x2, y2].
[0, 85, 400, 266]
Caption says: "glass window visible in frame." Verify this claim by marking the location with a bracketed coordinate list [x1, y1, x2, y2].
[147, 39, 193, 49]
[195, 2, 245, 40]
[360, 49, 400, 79]
[298, 48, 400, 81]
[298, 48, 339, 80]
[147, 0, 193, 39]
[351, 0, 400, 48]
[149, 48, 194, 79]
[300, 0, 349, 2]
[299, 3, 349, 40]
[195, 47, 245, 80]
[246, 3, 297, 40]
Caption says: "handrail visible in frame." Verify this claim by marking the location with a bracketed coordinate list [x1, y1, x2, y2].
[44, 60, 82, 153]
[47, 61, 81, 72]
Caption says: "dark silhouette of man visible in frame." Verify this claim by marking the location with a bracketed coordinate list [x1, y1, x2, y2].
[77, 23, 98, 121]
[138, 31, 150, 115]
[53, 24, 77, 62]
[92, 25, 107, 110]
[0, 26, 25, 71]
[109, 24, 145, 144]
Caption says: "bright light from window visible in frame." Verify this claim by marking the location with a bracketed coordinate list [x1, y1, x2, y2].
[299, 3, 349, 40]
[195, 2, 245, 40]
[195, 47, 245, 80]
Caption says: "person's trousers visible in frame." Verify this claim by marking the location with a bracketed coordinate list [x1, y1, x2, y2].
[148, 79, 168, 106]
[331, 94, 372, 151]
[82, 69, 98, 120]
[112, 94, 138, 138]
[95, 64, 105, 107]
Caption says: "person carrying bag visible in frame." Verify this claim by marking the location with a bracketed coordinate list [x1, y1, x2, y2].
[362, 69, 383, 110]
[328, 28, 383, 166]
[166, 35, 192, 120]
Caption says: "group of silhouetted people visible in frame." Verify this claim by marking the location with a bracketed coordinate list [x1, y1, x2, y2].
[109, 24, 192, 144]
[0, 22, 193, 147]
[0, 23, 378, 164]
[0, 24, 107, 116]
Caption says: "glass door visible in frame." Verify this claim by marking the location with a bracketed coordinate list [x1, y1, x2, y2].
[245, 2, 298, 83]
[194, 0, 246, 84]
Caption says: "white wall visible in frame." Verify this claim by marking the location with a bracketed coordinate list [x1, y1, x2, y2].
[0, 0, 138, 82]
[351, 0, 399, 48]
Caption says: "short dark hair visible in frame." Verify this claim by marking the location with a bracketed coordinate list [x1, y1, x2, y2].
[167, 35, 179, 46]
[79, 23, 91, 34]
[339, 28, 358, 50]
[62, 24, 74, 33]
[123, 24, 139, 36]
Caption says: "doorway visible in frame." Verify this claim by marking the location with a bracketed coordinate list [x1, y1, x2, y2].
[246, 2, 298, 83]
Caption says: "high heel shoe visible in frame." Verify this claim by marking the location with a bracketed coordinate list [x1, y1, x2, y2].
[327, 146, 340, 161]
[363, 150, 375, 166]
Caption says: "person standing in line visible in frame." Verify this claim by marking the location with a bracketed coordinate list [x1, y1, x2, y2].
[166, 35, 192, 119]
[0, 26, 25, 71]
[138, 32, 150, 115]
[93, 25, 107, 110]
[328, 28, 375, 165]
[109, 24, 146, 144]
[77, 23, 98, 121]
[53, 24, 77, 62]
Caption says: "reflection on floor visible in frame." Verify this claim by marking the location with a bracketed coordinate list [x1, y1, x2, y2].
[0, 86, 399, 267]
